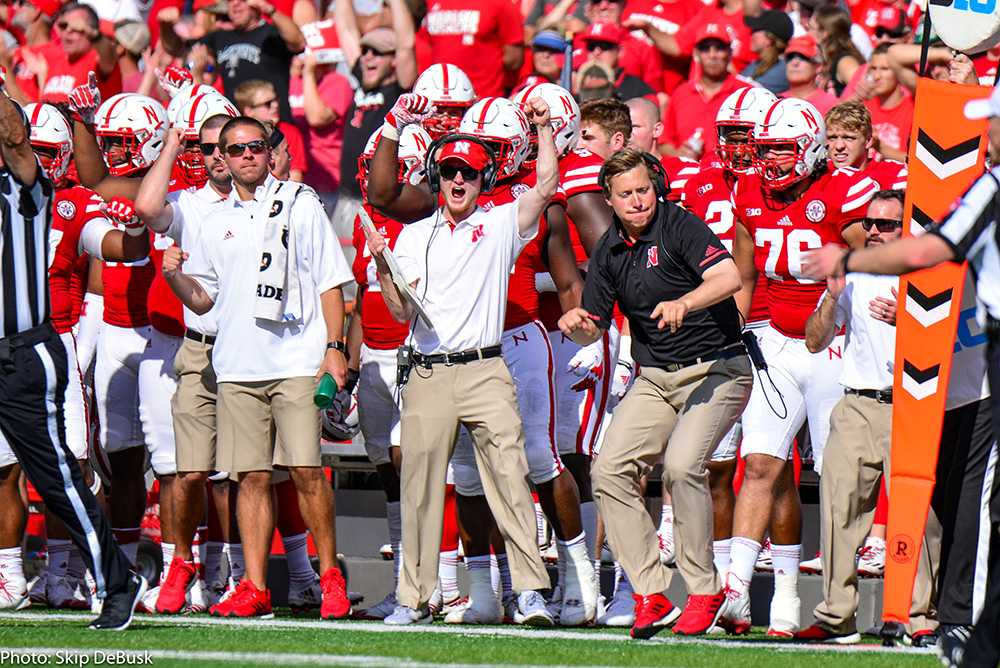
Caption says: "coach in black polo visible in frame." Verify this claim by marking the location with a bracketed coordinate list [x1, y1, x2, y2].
[559, 148, 752, 639]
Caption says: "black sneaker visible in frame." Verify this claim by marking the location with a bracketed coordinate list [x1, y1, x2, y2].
[910, 628, 939, 648]
[938, 624, 972, 668]
[88, 572, 148, 631]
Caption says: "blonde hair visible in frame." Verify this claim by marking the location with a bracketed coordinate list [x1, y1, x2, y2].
[233, 79, 276, 113]
[824, 100, 872, 139]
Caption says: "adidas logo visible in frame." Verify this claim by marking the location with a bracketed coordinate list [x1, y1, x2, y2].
[223, 230, 234, 240]
[776, 216, 792, 227]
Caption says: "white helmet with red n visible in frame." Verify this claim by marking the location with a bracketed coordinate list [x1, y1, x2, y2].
[458, 97, 530, 181]
[166, 83, 219, 127]
[510, 82, 579, 163]
[94, 93, 168, 176]
[356, 124, 432, 200]
[24, 103, 72, 182]
[413, 64, 476, 139]
[753, 97, 826, 191]
[173, 92, 238, 183]
[715, 86, 776, 174]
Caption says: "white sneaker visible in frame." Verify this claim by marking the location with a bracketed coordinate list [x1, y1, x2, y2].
[358, 592, 398, 620]
[596, 586, 635, 626]
[138, 585, 160, 613]
[0, 565, 27, 610]
[46, 576, 90, 610]
[441, 594, 467, 616]
[716, 579, 752, 635]
[379, 544, 393, 561]
[755, 539, 773, 572]
[857, 538, 885, 577]
[384, 604, 432, 625]
[427, 587, 443, 615]
[767, 590, 801, 637]
[658, 528, 675, 566]
[444, 595, 501, 624]
[187, 578, 209, 613]
[514, 590, 554, 627]
[288, 577, 323, 612]
[800, 552, 823, 574]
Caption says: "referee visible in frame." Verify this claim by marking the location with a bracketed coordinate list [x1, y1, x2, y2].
[802, 83, 1000, 667]
[0, 88, 145, 628]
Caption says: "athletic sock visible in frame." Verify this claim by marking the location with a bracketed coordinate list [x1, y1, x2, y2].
[727, 537, 761, 595]
[562, 533, 591, 595]
[713, 538, 732, 579]
[770, 543, 801, 596]
[532, 493, 547, 547]
[438, 548, 459, 602]
[281, 531, 315, 586]
[555, 539, 568, 594]
[160, 542, 175, 582]
[386, 501, 402, 583]
[658, 504, 673, 537]
[494, 553, 513, 600]
[205, 541, 223, 586]
[47, 539, 72, 580]
[193, 526, 207, 570]
[465, 555, 495, 604]
[614, 563, 633, 596]
[223, 542, 244, 581]
[580, 501, 598, 558]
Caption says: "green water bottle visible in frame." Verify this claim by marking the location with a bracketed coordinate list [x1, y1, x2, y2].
[314, 373, 338, 409]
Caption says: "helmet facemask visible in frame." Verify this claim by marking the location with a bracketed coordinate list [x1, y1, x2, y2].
[754, 138, 809, 191]
[716, 123, 755, 174]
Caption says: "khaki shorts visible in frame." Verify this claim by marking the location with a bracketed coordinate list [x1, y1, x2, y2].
[173, 338, 218, 473]
[216, 376, 322, 474]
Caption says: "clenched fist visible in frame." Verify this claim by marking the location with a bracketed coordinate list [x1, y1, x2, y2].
[102, 197, 145, 237]
[522, 97, 551, 129]
[384, 94, 434, 137]
[161, 245, 188, 278]
[156, 65, 194, 99]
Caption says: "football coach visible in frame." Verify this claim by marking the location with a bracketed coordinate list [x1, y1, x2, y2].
[558, 149, 752, 639]
[364, 98, 558, 626]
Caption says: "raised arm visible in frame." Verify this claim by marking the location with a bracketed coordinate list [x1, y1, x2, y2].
[517, 98, 558, 236]
[0, 84, 37, 185]
[249, 0, 305, 53]
[389, 0, 418, 89]
[367, 94, 437, 222]
[334, 0, 363, 67]
[135, 128, 185, 233]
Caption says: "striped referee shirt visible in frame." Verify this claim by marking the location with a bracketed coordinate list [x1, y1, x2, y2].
[931, 166, 1000, 322]
[0, 167, 53, 337]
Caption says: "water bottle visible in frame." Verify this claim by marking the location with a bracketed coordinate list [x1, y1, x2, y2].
[314, 373, 338, 409]
[686, 128, 704, 158]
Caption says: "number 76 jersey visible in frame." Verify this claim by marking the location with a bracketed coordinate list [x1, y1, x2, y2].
[733, 167, 878, 337]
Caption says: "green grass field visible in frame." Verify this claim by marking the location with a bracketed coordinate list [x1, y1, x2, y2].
[0, 610, 943, 668]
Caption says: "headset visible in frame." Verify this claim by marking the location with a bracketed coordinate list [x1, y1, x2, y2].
[597, 150, 669, 203]
[424, 133, 499, 195]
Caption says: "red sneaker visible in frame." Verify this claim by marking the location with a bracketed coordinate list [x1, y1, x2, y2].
[672, 591, 726, 635]
[209, 580, 273, 619]
[319, 567, 350, 620]
[793, 623, 861, 644]
[155, 557, 197, 614]
[629, 593, 681, 639]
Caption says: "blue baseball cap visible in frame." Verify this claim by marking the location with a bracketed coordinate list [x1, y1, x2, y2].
[532, 30, 567, 51]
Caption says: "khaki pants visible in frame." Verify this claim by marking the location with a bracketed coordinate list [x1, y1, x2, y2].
[172, 338, 218, 473]
[593, 355, 752, 595]
[397, 357, 549, 609]
[814, 392, 940, 634]
[216, 376, 322, 474]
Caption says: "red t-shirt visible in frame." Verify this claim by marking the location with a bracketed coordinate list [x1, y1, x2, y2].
[279, 121, 309, 175]
[865, 93, 914, 155]
[351, 206, 411, 349]
[424, 0, 524, 97]
[11, 43, 62, 102]
[621, 0, 702, 93]
[288, 72, 354, 192]
[40, 48, 122, 105]
[781, 89, 839, 116]
[660, 75, 750, 155]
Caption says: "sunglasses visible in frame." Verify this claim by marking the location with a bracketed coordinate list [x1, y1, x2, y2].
[440, 164, 481, 182]
[251, 97, 279, 109]
[861, 217, 902, 232]
[56, 21, 91, 35]
[361, 46, 395, 58]
[874, 27, 907, 39]
[224, 140, 268, 157]
[199, 142, 219, 155]
[586, 40, 618, 52]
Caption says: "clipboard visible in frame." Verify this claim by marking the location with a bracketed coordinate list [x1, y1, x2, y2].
[358, 207, 436, 331]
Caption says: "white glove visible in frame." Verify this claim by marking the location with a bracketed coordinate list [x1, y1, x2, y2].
[567, 339, 604, 392]
[610, 360, 634, 398]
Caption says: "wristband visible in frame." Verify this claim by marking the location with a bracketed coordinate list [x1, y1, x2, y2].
[380, 122, 399, 142]
[840, 249, 853, 276]
[327, 340, 349, 359]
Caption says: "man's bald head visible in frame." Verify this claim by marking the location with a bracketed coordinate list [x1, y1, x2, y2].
[627, 98, 662, 153]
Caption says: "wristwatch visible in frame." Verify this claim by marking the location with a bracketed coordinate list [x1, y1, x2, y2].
[326, 340, 349, 359]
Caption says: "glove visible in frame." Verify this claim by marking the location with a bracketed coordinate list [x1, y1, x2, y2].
[610, 360, 634, 399]
[156, 65, 194, 99]
[567, 340, 604, 392]
[382, 93, 433, 140]
[102, 197, 146, 237]
[67, 71, 101, 126]
[322, 381, 359, 441]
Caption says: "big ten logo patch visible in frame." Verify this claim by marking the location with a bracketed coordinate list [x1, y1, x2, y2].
[889, 534, 916, 564]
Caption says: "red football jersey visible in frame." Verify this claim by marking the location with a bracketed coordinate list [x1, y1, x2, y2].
[102, 238, 155, 329]
[147, 236, 187, 337]
[660, 155, 700, 203]
[734, 167, 877, 337]
[351, 204, 411, 350]
[49, 186, 108, 334]
[860, 159, 907, 191]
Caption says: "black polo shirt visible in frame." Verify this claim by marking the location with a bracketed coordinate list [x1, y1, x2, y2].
[582, 201, 743, 368]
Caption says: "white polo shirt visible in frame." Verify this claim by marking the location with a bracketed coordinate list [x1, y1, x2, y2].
[191, 175, 353, 383]
[833, 273, 899, 392]
[394, 201, 535, 355]
[165, 182, 231, 336]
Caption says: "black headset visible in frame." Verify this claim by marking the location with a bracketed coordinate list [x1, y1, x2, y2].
[425, 133, 499, 195]
[597, 150, 669, 203]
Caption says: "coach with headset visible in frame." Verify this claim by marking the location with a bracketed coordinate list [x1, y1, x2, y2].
[364, 97, 558, 626]
[559, 148, 752, 638]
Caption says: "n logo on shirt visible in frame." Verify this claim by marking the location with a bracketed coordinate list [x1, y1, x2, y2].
[452, 141, 471, 154]
[471, 224, 485, 243]
[646, 246, 658, 268]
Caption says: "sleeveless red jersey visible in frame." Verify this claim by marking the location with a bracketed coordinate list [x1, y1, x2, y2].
[49, 186, 107, 334]
[351, 204, 411, 349]
[733, 167, 877, 337]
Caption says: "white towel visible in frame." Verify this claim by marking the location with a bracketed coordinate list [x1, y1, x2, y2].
[254, 181, 315, 323]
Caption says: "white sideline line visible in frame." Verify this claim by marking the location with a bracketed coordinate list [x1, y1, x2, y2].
[0, 612, 932, 656]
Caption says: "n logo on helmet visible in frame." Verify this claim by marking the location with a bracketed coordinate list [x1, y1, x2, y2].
[800, 108, 819, 131]
[143, 106, 160, 124]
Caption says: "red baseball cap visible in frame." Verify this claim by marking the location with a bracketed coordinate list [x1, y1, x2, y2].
[785, 34, 819, 62]
[30, 0, 64, 18]
[694, 23, 732, 48]
[580, 22, 624, 45]
[875, 6, 908, 34]
[437, 139, 490, 171]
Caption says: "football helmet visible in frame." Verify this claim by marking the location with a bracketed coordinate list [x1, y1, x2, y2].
[413, 64, 476, 139]
[510, 82, 580, 166]
[94, 94, 168, 177]
[356, 124, 433, 200]
[173, 92, 238, 183]
[753, 98, 826, 191]
[715, 86, 777, 174]
[166, 84, 219, 128]
[25, 103, 72, 182]
[458, 97, 530, 181]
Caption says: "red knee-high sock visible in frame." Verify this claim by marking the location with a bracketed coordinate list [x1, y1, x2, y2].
[440, 484, 459, 552]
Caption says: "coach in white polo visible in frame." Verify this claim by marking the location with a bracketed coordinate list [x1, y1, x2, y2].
[162, 116, 353, 619]
[366, 98, 559, 626]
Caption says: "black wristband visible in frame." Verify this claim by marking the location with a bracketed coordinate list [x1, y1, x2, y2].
[326, 340, 349, 360]
[840, 249, 853, 276]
